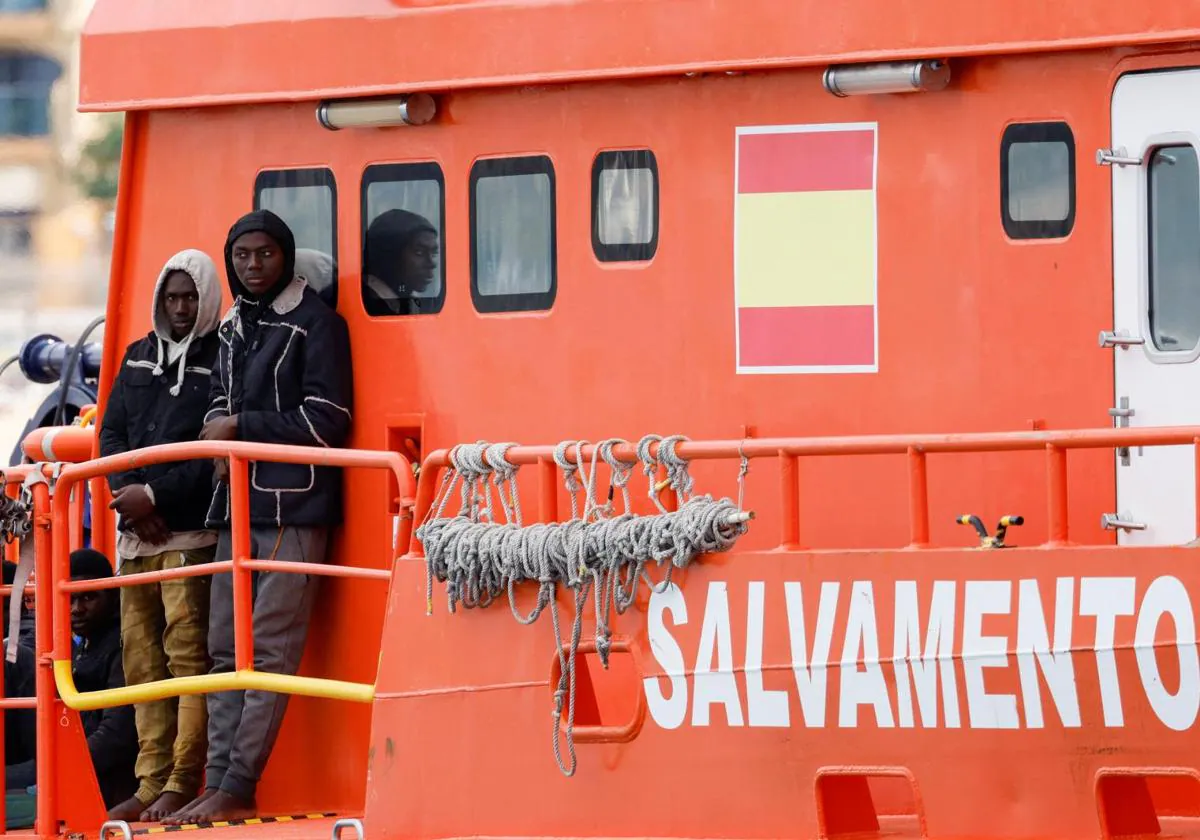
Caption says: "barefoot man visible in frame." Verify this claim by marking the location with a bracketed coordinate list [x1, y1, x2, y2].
[167, 210, 353, 824]
[100, 250, 223, 821]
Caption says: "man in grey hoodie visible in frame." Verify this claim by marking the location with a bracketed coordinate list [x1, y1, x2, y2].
[99, 249, 223, 822]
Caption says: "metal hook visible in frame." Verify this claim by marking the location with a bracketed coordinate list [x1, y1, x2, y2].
[101, 822, 133, 840]
[332, 818, 365, 840]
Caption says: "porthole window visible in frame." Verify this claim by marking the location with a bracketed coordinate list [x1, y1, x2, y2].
[254, 168, 338, 307]
[1000, 122, 1075, 240]
[361, 162, 445, 317]
[592, 149, 658, 262]
[469, 155, 556, 314]
[1148, 145, 1200, 353]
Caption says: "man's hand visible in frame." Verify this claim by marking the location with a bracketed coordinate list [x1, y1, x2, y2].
[109, 485, 156, 521]
[214, 458, 229, 484]
[200, 415, 239, 442]
[132, 513, 171, 546]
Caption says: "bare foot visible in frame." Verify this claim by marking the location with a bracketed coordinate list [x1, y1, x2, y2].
[107, 795, 146, 822]
[171, 790, 256, 825]
[141, 791, 193, 823]
[161, 789, 217, 825]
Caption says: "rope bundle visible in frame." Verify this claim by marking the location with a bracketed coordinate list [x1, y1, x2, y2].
[0, 472, 31, 544]
[416, 435, 752, 776]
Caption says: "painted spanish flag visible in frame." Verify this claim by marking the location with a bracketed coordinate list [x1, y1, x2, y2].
[734, 123, 878, 373]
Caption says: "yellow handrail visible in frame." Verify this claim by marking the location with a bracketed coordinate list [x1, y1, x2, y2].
[53, 660, 375, 711]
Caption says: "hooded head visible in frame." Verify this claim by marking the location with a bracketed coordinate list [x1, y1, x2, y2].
[224, 209, 297, 303]
[148, 248, 222, 395]
[294, 248, 336, 306]
[364, 209, 439, 295]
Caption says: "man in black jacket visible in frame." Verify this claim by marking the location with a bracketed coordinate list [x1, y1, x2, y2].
[6, 550, 138, 809]
[99, 249, 222, 822]
[166, 210, 353, 825]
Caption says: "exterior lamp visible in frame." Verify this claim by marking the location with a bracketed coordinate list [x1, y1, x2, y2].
[823, 60, 951, 97]
[316, 94, 437, 130]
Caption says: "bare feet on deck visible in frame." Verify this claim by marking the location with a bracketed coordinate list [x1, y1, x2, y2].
[164, 790, 256, 825]
[107, 795, 146, 822]
[161, 789, 217, 825]
[142, 791, 193, 823]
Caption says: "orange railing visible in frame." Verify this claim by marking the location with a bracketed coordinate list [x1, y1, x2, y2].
[407, 427, 1200, 554]
[0, 466, 40, 836]
[49, 440, 414, 704]
[0, 440, 414, 838]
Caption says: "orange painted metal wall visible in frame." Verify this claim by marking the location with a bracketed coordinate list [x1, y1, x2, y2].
[95, 43, 1153, 819]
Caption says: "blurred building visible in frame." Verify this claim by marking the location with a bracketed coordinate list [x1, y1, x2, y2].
[0, 0, 110, 312]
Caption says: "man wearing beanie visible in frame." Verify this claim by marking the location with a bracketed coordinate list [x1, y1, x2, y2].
[167, 210, 353, 824]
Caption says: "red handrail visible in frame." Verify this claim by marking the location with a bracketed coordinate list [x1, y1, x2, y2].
[408, 426, 1200, 554]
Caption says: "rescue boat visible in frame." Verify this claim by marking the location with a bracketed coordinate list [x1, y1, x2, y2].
[3, 2, 1200, 839]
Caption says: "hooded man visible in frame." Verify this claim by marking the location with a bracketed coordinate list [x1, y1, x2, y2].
[362, 208, 440, 316]
[99, 248, 223, 823]
[166, 210, 353, 825]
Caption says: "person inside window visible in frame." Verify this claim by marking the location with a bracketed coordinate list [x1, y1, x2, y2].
[6, 550, 138, 810]
[99, 249, 222, 823]
[362, 209, 440, 316]
[165, 210, 353, 825]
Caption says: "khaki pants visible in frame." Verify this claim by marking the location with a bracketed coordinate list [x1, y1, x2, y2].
[120, 546, 214, 805]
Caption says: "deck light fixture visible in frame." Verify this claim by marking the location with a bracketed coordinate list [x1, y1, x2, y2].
[317, 94, 437, 130]
[823, 60, 950, 97]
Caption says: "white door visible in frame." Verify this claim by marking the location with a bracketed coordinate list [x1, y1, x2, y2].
[1109, 69, 1200, 546]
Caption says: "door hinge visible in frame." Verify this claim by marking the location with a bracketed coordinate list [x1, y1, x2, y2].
[1109, 396, 1134, 466]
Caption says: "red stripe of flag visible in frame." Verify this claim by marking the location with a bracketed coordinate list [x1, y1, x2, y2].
[738, 305, 875, 367]
[737, 130, 874, 195]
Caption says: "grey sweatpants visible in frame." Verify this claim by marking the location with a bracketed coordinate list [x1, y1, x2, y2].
[204, 526, 328, 800]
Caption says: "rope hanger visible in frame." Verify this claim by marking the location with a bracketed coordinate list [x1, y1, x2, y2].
[417, 434, 753, 776]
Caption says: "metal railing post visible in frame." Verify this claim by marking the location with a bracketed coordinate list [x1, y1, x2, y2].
[907, 447, 930, 548]
[228, 455, 255, 673]
[31, 478, 56, 838]
[779, 453, 800, 550]
[1046, 444, 1069, 546]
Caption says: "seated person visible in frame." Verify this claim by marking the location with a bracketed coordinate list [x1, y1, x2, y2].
[5, 550, 138, 809]
[3, 559, 35, 772]
[362, 209, 440, 316]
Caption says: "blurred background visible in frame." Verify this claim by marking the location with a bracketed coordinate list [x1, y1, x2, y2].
[0, 0, 115, 450]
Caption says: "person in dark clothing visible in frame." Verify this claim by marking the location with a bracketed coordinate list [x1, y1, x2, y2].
[165, 210, 353, 825]
[6, 550, 138, 808]
[362, 209, 440, 316]
[99, 249, 222, 823]
[3, 559, 35, 775]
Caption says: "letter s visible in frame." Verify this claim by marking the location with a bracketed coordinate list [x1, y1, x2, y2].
[645, 582, 689, 729]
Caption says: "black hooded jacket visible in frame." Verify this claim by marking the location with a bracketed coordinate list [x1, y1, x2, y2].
[205, 210, 354, 529]
[99, 249, 223, 535]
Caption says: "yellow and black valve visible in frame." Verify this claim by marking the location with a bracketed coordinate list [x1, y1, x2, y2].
[957, 514, 1024, 549]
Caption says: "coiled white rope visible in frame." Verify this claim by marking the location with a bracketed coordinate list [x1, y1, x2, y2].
[416, 435, 752, 776]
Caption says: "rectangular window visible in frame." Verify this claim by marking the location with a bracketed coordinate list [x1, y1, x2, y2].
[361, 162, 445, 316]
[254, 168, 338, 308]
[1000, 122, 1075, 239]
[469, 155, 556, 313]
[592, 149, 658, 262]
[1148, 145, 1200, 353]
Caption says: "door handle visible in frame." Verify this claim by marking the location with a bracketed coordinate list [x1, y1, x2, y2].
[1099, 329, 1145, 349]
[1102, 513, 1147, 532]
[1096, 147, 1144, 167]
[1108, 407, 1134, 419]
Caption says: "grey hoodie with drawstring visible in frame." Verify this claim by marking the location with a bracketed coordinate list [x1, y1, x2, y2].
[99, 249, 225, 557]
